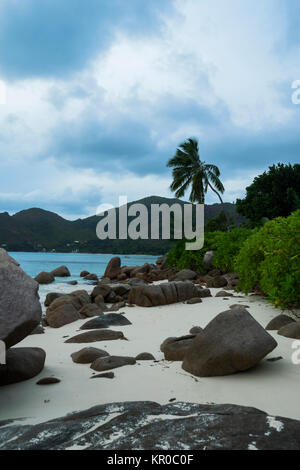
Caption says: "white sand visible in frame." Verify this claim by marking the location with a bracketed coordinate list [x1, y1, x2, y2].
[1, 288, 299, 425]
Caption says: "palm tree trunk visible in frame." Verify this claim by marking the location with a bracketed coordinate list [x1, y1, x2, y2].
[207, 182, 231, 231]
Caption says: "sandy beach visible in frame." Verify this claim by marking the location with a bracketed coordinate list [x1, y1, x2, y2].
[1, 285, 299, 426]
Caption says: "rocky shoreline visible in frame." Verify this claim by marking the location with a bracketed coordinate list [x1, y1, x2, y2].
[1, 248, 300, 450]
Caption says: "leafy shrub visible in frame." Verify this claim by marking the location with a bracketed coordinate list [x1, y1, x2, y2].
[212, 228, 253, 272]
[166, 232, 219, 272]
[235, 210, 300, 307]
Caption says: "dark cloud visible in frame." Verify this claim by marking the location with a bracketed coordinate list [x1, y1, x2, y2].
[0, 0, 172, 79]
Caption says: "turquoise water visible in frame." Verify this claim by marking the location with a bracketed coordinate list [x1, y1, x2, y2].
[9, 252, 157, 283]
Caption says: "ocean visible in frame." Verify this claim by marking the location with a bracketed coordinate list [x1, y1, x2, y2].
[9, 252, 158, 304]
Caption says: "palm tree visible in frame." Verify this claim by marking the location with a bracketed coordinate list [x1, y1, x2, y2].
[167, 137, 230, 228]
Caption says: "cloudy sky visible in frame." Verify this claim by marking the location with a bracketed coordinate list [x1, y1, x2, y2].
[0, 0, 299, 219]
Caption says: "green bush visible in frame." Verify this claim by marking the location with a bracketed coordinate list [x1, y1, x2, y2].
[235, 210, 300, 307]
[166, 228, 252, 273]
[212, 228, 253, 272]
[166, 232, 219, 272]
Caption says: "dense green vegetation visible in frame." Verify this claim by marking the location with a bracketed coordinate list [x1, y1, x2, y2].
[236, 163, 300, 225]
[166, 157, 300, 308]
[167, 211, 300, 308]
[166, 227, 253, 273]
[236, 210, 300, 308]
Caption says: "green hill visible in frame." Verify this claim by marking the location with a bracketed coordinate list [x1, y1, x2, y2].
[0, 196, 246, 255]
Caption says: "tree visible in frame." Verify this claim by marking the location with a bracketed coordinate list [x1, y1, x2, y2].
[205, 210, 228, 232]
[236, 163, 300, 226]
[167, 137, 229, 227]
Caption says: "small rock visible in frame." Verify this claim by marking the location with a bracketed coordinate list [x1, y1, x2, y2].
[36, 377, 60, 385]
[30, 325, 45, 335]
[189, 326, 203, 335]
[0, 348, 46, 386]
[90, 355, 136, 372]
[267, 356, 283, 362]
[84, 273, 98, 281]
[71, 347, 109, 364]
[215, 291, 233, 297]
[90, 372, 115, 379]
[186, 297, 202, 304]
[278, 322, 300, 339]
[35, 271, 55, 285]
[80, 314, 132, 330]
[135, 352, 155, 360]
[266, 315, 296, 331]
[80, 270, 90, 277]
[51, 266, 70, 277]
[230, 304, 249, 310]
[65, 329, 125, 343]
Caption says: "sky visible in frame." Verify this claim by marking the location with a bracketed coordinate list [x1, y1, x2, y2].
[0, 0, 299, 220]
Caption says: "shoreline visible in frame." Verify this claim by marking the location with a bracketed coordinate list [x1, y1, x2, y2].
[1, 285, 299, 425]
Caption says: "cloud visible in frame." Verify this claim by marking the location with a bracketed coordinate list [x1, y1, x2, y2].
[0, 0, 300, 218]
[0, 0, 172, 79]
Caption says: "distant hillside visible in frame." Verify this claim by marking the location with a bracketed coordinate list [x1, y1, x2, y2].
[0, 196, 246, 255]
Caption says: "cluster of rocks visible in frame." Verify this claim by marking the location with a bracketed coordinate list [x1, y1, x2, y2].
[1, 400, 300, 450]
[160, 308, 278, 377]
[70, 344, 155, 376]
[35, 265, 71, 284]
[102, 256, 178, 283]
[266, 314, 300, 339]
[128, 281, 211, 307]
[43, 260, 215, 328]
[43, 282, 133, 328]
[0, 249, 45, 386]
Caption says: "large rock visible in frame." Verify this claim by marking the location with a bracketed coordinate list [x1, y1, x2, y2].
[91, 284, 112, 301]
[170, 269, 197, 281]
[51, 266, 71, 277]
[83, 273, 98, 281]
[91, 355, 136, 372]
[69, 290, 91, 309]
[1, 401, 300, 450]
[0, 347, 46, 386]
[128, 281, 201, 307]
[161, 335, 198, 361]
[46, 303, 80, 328]
[111, 284, 131, 297]
[278, 322, 300, 339]
[44, 292, 64, 307]
[0, 249, 42, 348]
[182, 309, 277, 377]
[65, 329, 125, 343]
[46, 291, 90, 317]
[104, 257, 121, 279]
[130, 263, 152, 278]
[80, 314, 132, 330]
[35, 272, 55, 284]
[266, 315, 296, 331]
[71, 347, 109, 364]
[79, 304, 104, 318]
